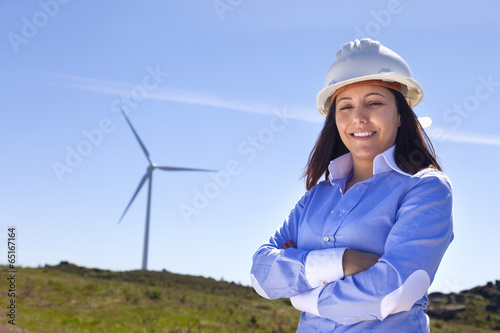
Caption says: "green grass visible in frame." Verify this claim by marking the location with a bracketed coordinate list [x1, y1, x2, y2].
[2, 263, 297, 332]
[430, 319, 497, 333]
[1, 263, 497, 332]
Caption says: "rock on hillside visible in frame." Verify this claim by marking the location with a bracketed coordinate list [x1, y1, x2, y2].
[427, 280, 500, 331]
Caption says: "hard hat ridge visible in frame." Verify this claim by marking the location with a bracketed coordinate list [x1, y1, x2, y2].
[338, 38, 381, 60]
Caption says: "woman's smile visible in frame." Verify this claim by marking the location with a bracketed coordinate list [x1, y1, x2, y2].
[350, 131, 376, 139]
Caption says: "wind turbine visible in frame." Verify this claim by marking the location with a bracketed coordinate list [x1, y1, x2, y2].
[118, 109, 216, 270]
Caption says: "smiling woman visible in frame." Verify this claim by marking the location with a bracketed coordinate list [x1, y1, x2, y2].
[250, 38, 453, 332]
[335, 85, 401, 189]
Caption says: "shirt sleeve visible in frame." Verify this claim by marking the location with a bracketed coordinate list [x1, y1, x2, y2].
[250, 187, 347, 300]
[290, 170, 454, 325]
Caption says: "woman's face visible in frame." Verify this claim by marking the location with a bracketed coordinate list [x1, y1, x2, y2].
[335, 85, 400, 164]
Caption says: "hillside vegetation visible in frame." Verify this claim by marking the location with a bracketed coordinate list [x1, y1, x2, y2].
[1, 263, 498, 332]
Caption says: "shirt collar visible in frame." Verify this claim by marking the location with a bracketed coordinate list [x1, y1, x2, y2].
[328, 145, 411, 181]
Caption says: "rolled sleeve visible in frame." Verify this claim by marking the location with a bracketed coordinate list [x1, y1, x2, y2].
[305, 247, 347, 288]
[290, 286, 324, 317]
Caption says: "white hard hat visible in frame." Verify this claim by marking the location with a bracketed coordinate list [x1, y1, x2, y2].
[316, 38, 424, 117]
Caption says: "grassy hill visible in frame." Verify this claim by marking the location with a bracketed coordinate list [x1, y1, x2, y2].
[1, 263, 498, 332]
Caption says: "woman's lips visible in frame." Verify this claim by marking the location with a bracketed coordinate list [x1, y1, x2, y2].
[350, 131, 376, 139]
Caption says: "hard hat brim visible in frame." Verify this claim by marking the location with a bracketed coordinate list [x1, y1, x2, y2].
[316, 74, 424, 116]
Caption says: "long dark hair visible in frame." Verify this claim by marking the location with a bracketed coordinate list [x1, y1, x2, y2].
[303, 89, 441, 190]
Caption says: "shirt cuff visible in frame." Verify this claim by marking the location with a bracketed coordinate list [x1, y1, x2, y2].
[290, 286, 323, 317]
[305, 247, 347, 288]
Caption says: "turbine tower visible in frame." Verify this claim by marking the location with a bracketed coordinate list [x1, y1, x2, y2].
[118, 109, 216, 270]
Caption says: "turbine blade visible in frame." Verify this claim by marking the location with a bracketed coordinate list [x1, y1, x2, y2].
[120, 108, 154, 165]
[118, 172, 149, 224]
[156, 166, 217, 172]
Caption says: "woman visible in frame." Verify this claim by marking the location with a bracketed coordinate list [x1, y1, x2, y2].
[250, 38, 453, 332]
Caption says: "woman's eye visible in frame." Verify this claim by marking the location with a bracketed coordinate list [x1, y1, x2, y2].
[368, 101, 383, 106]
[339, 105, 352, 111]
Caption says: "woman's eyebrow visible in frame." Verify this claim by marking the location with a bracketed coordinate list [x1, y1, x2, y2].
[364, 92, 386, 99]
[337, 92, 386, 103]
[337, 96, 352, 103]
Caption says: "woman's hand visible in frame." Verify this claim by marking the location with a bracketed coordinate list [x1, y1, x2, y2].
[342, 249, 380, 276]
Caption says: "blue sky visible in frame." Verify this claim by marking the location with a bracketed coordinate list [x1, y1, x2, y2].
[1, 1, 499, 293]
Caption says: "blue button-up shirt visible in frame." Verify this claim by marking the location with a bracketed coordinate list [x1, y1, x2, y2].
[250, 146, 453, 332]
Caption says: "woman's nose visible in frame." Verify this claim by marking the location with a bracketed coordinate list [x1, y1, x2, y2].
[352, 106, 368, 124]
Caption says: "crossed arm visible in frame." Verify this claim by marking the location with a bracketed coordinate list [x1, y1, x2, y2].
[282, 240, 380, 277]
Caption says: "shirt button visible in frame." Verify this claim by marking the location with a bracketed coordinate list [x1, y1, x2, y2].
[322, 280, 328, 285]
[331, 210, 334, 214]
[323, 236, 330, 242]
